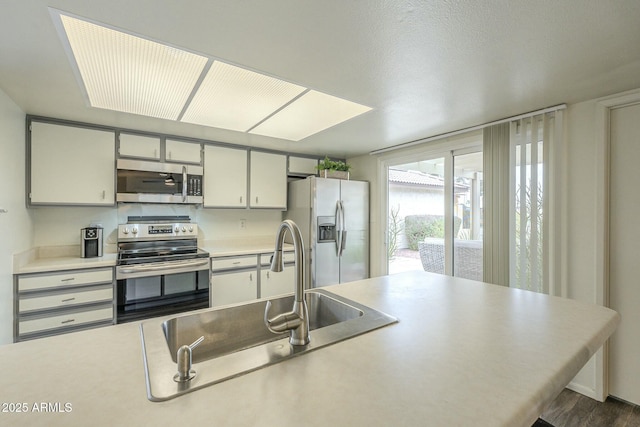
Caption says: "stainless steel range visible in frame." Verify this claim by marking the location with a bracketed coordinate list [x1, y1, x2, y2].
[116, 216, 210, 323]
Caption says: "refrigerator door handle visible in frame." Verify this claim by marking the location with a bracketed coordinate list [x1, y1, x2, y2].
[338, 200, 347, 257]
[335, 201, 343, 256]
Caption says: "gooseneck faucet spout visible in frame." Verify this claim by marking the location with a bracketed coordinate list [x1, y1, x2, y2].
[264, 220, 310, 346]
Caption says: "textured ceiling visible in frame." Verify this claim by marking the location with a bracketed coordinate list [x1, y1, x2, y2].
[1, 1, 640, 158]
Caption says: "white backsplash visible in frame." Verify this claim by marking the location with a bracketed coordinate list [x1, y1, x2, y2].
[31, 205, 284, 247]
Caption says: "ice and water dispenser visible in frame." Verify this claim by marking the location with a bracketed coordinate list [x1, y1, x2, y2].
[317, 216, 336, 242]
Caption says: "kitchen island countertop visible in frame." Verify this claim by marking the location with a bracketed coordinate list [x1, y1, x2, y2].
[0, 271, 619, 426]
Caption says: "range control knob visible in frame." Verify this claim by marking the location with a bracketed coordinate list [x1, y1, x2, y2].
[189, 226, 194, 232]
[182, 227, 186, 232]
[123, 228, 129, 235]
[132, 228, 138, 235]
[175, 226, 180, 233]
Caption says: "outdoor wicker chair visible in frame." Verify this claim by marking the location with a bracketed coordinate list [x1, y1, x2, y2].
[418, 238, 483, 281]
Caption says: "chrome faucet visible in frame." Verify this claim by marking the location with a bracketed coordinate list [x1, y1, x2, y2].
[264, 220, 310, 346]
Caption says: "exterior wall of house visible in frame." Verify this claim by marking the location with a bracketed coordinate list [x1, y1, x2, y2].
[0, 88, 33, 345]
[388, 183, 444, 248]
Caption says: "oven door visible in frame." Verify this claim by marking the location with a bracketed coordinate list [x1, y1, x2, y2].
[116, 258, 210, 323]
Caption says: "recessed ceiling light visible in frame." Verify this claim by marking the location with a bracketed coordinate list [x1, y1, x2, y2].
[55, 11, 208, 120]
[180, 61, 306, 131]
[249, 90, 372, 141]
[51, 9, 373, 141]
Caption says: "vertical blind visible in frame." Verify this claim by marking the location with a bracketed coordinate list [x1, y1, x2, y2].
[483, 110, 561, 293]
[482, 123, 510, 287]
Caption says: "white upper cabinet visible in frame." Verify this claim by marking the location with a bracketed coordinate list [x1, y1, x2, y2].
[119, 133, 161, 160]
[165, 139, 202, 164]
[288, 156, 318, 176]
[30, 122, 115, 205]
[250, 151, 287, 209]
[203, 145, 248, 208]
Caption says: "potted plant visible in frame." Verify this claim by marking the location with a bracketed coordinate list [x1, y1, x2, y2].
[316, 156, 351, 180]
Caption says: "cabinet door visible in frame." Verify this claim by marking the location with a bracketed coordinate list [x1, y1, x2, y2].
[250, 151, 287, 209]
[260, 267, 295, 299]
[119, 133, 161, 160]
[166, 139, 202, 164]
[211, 270, 257, 307]
[30, 122, 115, 205]
[288, 156, 318, 176]
[203, 145, 248, 208]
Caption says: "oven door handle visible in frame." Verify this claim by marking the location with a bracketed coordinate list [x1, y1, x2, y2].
[118, 259, 209, 275]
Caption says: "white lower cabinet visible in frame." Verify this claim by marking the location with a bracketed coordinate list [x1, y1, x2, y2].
[15, 267, 115, 342]
[260, 252, 295, 298]
[210, 270, 257, 308]
[210, 252, 294, 308]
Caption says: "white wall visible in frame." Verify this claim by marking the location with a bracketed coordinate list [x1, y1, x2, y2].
[347, 154, 384, 276]
[0, 89, 33, 345]
[31, 204, 284, 248]
[562, 97, 606, 395]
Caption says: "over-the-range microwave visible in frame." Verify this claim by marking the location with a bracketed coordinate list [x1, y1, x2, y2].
[116, 159, 203, 204]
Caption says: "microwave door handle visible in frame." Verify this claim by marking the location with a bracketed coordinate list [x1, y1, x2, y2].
[182, 166, 187, 202]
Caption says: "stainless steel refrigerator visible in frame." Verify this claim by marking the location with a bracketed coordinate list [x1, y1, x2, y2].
[286, 176, 369, 288]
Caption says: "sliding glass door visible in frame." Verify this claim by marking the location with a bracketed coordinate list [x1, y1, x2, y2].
[452, 151, 483, 280]
[387, 157, 446, 274]
[386, 146, 483, 279]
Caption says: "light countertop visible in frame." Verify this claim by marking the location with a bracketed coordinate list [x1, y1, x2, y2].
[0, 271, 619, 426]
[13, 238, 290, 274]
[200, 236, 292, 258]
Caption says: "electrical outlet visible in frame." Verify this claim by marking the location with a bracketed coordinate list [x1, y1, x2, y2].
[239, 219, 246, 229]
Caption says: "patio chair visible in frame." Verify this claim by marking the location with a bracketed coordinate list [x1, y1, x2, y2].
[418, 238, 483, 281]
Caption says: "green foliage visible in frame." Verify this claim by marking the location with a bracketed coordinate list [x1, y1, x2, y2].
[388, 205, 403, 259]
[404, 215, 462, 250]
[316, 156, 351, 172]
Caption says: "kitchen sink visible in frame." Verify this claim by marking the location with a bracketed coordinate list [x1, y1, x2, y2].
[140, 288, 397, 401]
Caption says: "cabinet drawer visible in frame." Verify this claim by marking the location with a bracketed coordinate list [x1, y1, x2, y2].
[260, 251, 295, 266]
[18, 268, 113, 292]
[19, 286, 113, 313]
[212, 256, 257, 271]
[19, 306, 113, 335]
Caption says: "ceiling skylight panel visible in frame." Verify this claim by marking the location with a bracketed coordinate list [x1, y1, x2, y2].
[249, 90, 372, 141]
[59, 14, 208, 120]
[180, 61, 306, 132]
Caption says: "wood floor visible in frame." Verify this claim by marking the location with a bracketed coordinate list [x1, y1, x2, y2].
[540, 389, 640, 427]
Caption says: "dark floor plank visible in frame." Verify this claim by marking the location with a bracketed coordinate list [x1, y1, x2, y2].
[584, 397, 632, 427]
[626, 403, 640, 427]
[541, 389, 582, 425]
[541, 389, 640, 427]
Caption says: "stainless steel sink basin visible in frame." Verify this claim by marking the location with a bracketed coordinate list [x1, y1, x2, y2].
[140, 288, 397, 401]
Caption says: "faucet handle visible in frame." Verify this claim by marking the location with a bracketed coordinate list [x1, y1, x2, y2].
[264, 300, 302, 334]
[174, 335, 204, 383]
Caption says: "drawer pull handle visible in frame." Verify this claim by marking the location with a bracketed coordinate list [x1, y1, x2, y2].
[232, 261, 241, 265]
[61, 319, 75, 324]
[61, 278, 75, 282]
[61, 297, 76, 303]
